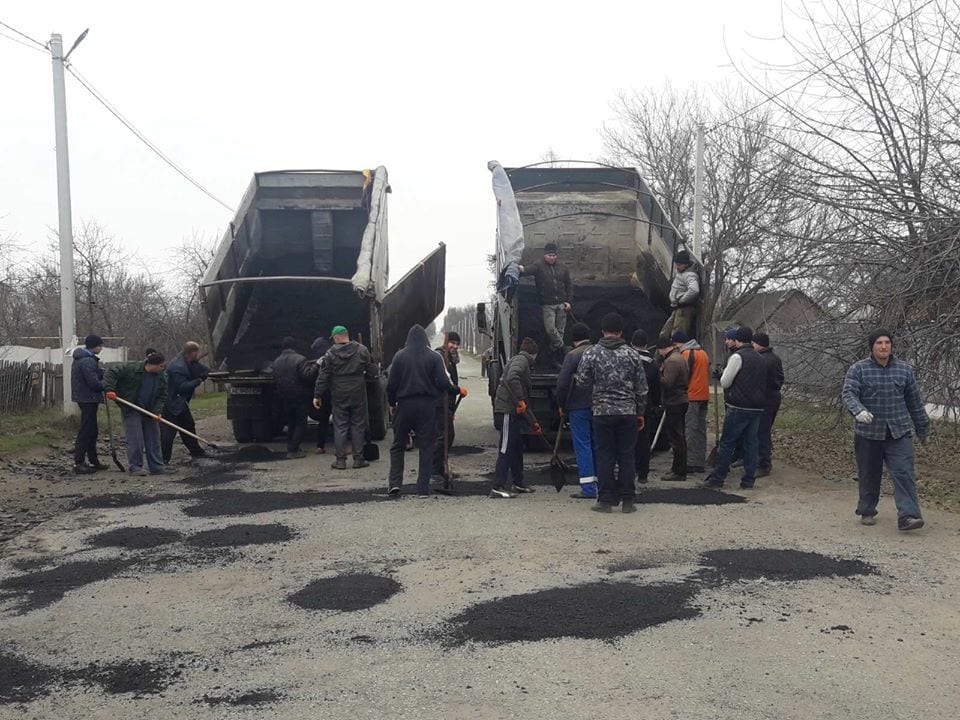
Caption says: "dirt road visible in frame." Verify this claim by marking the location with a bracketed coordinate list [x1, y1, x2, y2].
[2, 354, 959, 719]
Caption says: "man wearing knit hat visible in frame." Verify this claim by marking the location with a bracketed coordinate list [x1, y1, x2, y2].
[751, 332, 784, 477]
[556, 322, 597, 498]
[841, 329, 929, 531]
[71, 334, 106, 474]
[655, 334, 689, 482]
[519, 242, 573, 362]
[661, 249, 700, 337]
[673, 329, 710, 473]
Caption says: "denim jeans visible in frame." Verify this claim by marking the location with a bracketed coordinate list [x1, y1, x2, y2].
[122, 411, 165, 473]
[708, 407, 762, 486]
[592, 414, 637, 504]
[854, 434, 922, 519]
[568, 408, 596, 493]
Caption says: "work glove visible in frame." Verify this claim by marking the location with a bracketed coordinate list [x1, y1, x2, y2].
[637, 416, 645, 431]
[532, 422, 543, 435]
[458, 386, 469, 398]
[855, 410, 874, 424]
[516, 399, 527, 415]
[105, 391, 118, 401]
[313, 398, 322, 410]
[711, 366, 723, 381]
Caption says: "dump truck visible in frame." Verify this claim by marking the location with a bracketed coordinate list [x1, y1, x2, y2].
[200, 168, 446, 443]
[479, 161, 696, 433]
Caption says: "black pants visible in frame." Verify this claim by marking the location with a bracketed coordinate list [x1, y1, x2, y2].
[663, 403, 688, 475]
[593, 414, 637, 505]
[758, 399, 781, 470]
[493, 412, 525, 489]
[635, 411, 654, 480]
[309, 392, 332, 448]
[389, 397, 436, 493]
[280, 397, 309, 453]
[74, 401, 100, 465]
[432, 401, 456, 476]
[160, 406, 203, 463]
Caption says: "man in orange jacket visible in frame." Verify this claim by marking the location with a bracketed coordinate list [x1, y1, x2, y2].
[673, 330, 710, 473]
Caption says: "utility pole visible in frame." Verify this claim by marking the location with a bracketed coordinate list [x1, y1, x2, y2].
[50, 33, 77, 416]
[692, 123, 705, 259]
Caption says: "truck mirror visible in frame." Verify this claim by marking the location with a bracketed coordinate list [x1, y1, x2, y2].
[476, 303, 489, 336]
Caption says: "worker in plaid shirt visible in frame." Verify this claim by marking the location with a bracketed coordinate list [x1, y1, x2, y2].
[841, 328, 930, 531]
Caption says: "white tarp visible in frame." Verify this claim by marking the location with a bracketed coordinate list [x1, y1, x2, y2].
[351, 166, 390, 300]
[488, 160, 524, 267]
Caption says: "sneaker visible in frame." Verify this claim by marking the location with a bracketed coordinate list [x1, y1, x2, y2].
[88, 461, 109, 471]
[387, 486, 401, 496]
[417, 493, 430, 499]
[755, 467, 771, 478]
[151, 467, 177, 475]
[315, 447, 326, 455]
[860, 514, 877, 526]
[660, 472, 687, 482]
[489, 488, 516, 499]
[73, 464, 96, 475]
[352, 458, 370, 469]
[739, 481, 755, 489]
[287, 451, 307, 460]
[331, 458, 347, 470]
[898, 516, 925, 531]
[511, 485, 536, 494]
[590, 502, 614, 513]
[129, 468, 148, 477]
[621, 501, 638, 514]
[699, 477, 724, 489]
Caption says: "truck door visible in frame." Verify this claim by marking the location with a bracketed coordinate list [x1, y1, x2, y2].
[381, 243, 447, 366]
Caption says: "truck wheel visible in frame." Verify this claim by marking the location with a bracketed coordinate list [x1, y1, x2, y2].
[367, 378, 389, 441]
[232, 418, 255, 443]
[251, 419, 274, 443]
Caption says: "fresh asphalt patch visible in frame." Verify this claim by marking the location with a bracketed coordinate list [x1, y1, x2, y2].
[74, 493, 190, 510]
[88, 526, 184, 550]
[696, 548, 879, 584]
[0, 557, 133, 614]
[288, 573, 402, 612]
[198, 689, 283, 707]
[185, 523, 295, 548]
[448, 445, 488, 455]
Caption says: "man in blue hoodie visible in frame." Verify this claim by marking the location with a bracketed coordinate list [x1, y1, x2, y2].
[71, 334, 106, 474]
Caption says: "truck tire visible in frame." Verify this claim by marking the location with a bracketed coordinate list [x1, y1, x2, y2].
[232, 418, 255, 443]
[251, 418, 274, 443]
[367, 378, 389, 441]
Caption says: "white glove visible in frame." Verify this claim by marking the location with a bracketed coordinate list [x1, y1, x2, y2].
[855, 410, 874, 424]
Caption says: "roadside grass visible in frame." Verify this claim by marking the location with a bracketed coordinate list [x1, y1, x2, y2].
[0, 392, 227, 456]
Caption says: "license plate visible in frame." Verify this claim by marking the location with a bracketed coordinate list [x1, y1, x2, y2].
[229, 386, 262, 395]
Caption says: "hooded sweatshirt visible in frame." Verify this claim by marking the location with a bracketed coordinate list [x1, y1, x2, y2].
[575, 336, 648, 416]
[387, 325, 458, 405]
[679, 339, 710, 402]
[314, 340, 378, 404]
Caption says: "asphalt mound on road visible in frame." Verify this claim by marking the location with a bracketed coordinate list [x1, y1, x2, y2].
[442, 580, 701, 646]
[698, 548, 878, 584]
[639, 488, 747, 505]
[448, 445, 488, 455]
[288, 573, 402, 612]
[88, 526, 184, 550]
[199, 689, 283, 706]
[185, 523, 295, 548]
[177, 465, 246, 487]
[0, 558, 132, 614]
[74, 493, 189, 510]
[0, 652, 58, 704]
[214, 445, 285, 463]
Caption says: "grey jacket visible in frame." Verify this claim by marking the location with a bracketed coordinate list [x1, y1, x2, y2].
[668, 268, 700, 307]
[494, 351, 534, 415]
[575, 336, 647, 416]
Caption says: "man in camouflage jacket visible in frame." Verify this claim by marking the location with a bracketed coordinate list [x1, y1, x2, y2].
[575, 313, 648, 513]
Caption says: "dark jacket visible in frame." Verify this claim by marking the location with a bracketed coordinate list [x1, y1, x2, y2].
[314, 341, 378, 405]
[434, 347, 460, 408]
[494, 351, 535, 415]
[574, 336, 647, 416]
[105, 361, 167, 414]
[521, 259, 573, 306]
[635, 348, 661, 410]
[659, 348, 690, 407]
[723, 347, 767, 410]
[556, 341, 592, 411]
[165, 353, 209, 415]
[387, 325, 458, 405]
[310, 336, 333, 359]
[272, 348, 313, 402]
[757, 347, 785, 404]
[71, 347, 104, 404]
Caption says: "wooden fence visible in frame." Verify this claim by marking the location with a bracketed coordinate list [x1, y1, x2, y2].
[0, 360, 60, 411]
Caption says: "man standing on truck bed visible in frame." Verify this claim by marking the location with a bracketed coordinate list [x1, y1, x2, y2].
[314, 326, 379, 470]
[520, 242, 573, 363]
[661, 250, 700, 337]
[273, 337, 313, 460]
[161, 341, 210, 464]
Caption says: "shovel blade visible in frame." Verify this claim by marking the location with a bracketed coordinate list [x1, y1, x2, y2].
[550, 460, 567, 492]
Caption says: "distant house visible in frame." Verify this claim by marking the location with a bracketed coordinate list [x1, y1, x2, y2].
[720, 289, 828, 333]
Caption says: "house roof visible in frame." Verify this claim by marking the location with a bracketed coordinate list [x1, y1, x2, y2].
[720, 289, 826, 331]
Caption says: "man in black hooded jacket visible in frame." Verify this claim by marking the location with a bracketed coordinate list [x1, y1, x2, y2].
[387, 325, 463, 496]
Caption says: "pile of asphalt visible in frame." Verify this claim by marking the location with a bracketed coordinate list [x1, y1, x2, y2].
[74, 493, 188, 510]
[448, 445, 487, 455]
[697, 548, 878, 584]
[288, 573, 402, 612]
[214, 445, 285, 464]
[638, 488, 747, 506]
[89, 527, 184, 550]
[198, 689, 282, 707]
[177, 464, 245, 487]
[0, 558, 132, 614]
[185, 523, 294, 548]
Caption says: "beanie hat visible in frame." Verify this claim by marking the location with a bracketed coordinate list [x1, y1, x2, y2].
[145, 352, 165, 366]
[670, 330, 689, 343]
[520, 337, 539, 355]
[446, 331, 461, 344]
[753, 332, 770, 348]
[571, 323, 590, 342]
[631, 329, 648, 347]
[84, 334, 103, 349]
[655, 335, 674, 349]
[674, 249, 691, 265]
[724, 328, 739, 341]
[735, 326, 754, 343]
[331, 325, 348, 337]
[544, 242, 559, 254]
[868, 328, 893, 350]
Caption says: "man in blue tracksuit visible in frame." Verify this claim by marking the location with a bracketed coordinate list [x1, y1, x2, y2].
[556, 323, 597, 498]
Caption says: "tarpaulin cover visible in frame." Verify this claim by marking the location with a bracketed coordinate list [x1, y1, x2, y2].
[488, 161, 524, 267]
[351, 166, 390, 300]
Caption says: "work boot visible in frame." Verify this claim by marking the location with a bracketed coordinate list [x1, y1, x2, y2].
[621, 500, 638, 514]
[331, 458, 347, 470]
[860, 514, 877, 526]
[511, 484, 536, 494]
[129, 468, 148, 477]
[699, 476, 723, 489]
[151, 466, 177, 475]
[898, 516, 925, 531]
[88, 460, 109, 471]
[352, 458, 370, 469]
[489, 487, 516, 499]
[73, 464, 96, 475]
[756, 467, 771, 478]
[660, 472, 687, 482]
[286, 451, 306, 460]
[590, 502, 614, 513]
[387, 485, 401, 496]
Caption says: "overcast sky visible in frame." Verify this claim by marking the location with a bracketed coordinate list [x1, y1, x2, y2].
[1, 1, 787, 318]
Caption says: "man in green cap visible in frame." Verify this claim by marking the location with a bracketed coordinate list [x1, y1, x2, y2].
[314, 325, 379, 469]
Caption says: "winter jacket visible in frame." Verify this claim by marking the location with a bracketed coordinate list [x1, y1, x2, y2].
[756, 346, 785, 404]
[494, 351, 535, 415]
[434, 347, 461, 408]
[668, 268, 700, 308]
[387, 325, 458, 405]
[575, 336, 647, 417]
[636, 348, 661, 409]
[272, 348, 313, 402]
[314, 341, 378, 405]
[679, 339, 710, 402]
[521, 259, 573, 306]
[105, 361, 167, 414]
[720, 346, 766, 410]
[659, 348, 690, 407]
[841, 355, 929, 441]
[310, 336, 333, 360]
[555, 341, 592, 412]
[165, 353, 210, 415]
[71, 347, 104, 404]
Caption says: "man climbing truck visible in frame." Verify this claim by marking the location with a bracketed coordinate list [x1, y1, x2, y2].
[200, 168, 446, 444]
[480, 161, 696, 435]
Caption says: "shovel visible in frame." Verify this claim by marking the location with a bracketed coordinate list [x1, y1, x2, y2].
[434, 392, 464, 496]
[651, 409, 667, 448]
[103, 393, 126, 472]
[110, 395, 221, 449]
[706, 368, 721, 467]
[549, 418, 570, 492]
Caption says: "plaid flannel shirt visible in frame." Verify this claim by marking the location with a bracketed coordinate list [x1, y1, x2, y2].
[841, 355, 929, 441]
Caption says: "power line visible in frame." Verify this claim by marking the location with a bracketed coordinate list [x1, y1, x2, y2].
[710, 0, 938, 132]
[64, 63, 235, 213]
[0, 18, 46, 49]
[0, 28, 47, 53]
